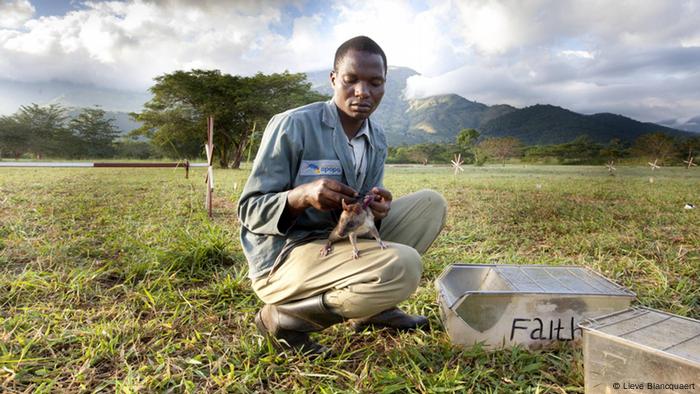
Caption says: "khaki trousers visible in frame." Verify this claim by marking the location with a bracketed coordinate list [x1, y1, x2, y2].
[252, 189, 447, 319]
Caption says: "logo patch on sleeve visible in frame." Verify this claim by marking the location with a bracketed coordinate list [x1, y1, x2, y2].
[300, 160, 343, 176]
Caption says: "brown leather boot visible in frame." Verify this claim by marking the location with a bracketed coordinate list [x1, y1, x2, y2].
[349, 307, 430, 332]
[254, 295, 344, 356]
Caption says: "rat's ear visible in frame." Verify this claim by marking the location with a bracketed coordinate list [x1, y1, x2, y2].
[342, 198, 348, 210]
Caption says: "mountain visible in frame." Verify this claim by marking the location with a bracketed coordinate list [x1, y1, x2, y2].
[403, 95, 518, 144]
[306, 66, 694, 146]
[479, 105, 694, 145]
[407, 94, 486, 136]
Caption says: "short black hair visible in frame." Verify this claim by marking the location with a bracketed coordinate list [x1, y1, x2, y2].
[334, 36, 387, 74]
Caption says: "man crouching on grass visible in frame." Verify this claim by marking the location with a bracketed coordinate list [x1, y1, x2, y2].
[237, 36, 447, 356]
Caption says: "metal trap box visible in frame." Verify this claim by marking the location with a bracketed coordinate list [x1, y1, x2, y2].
[579, 307, 700, 393]
[436, 264, 635, 349]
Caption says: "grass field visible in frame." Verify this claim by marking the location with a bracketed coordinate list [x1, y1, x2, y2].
[1, 164, 698, 393]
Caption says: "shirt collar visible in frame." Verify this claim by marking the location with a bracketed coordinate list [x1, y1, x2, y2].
[322, 99, 336, 128]
[323, 100, 375, 149]
[352, 120, 370, 142]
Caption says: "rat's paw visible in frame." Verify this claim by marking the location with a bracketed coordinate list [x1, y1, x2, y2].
[320, 246, 331, 257]
[379, 241, 387, 249]
[352, 249, 360, 259]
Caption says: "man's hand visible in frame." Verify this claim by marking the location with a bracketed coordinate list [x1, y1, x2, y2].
[286, 178, 358, 216]
[368, 186, 392, 220]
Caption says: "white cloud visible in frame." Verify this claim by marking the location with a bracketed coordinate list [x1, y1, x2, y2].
[282, 14, 335, 73]
[0, 0, 297, 89]
[329, 0, 464, 76]
[403, 0, 700, 121]
[455, 1, 522, 55]
[560, 50, 594, 59]
[0, 0, 699, 122]
[0, 0, 35, 29]
[681, 35, 700, 48]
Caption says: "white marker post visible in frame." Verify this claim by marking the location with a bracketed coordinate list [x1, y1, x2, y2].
[606, 160, 616, 176]
[683, 157, 696, 169]
[648, 158, 660, 183]
[451, 153, 464, 177]
[205, 116, 215, 218]
[648, 158, 660, 171]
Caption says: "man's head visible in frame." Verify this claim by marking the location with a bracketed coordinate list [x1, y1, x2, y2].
[331, 36, 387, 128]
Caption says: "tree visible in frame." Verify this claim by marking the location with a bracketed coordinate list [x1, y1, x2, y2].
[229, 72, 328, 169]
[478, 137, 522, 166]
[456, 128, 480, 164]
[113, 139, 159, 159]
[677, 136, 700, 162]
[132, 69, 327, 168]
[599, 138, 626, 161]
[406, 147, 430, 165]
[631, 132, 676, 164]
[70, 107, 120, 158]
[523, 136, 624, 164]
[132, 105, 204, 160]
[0, 115, 29, 159]
[386, 143, 459, 164]
[12, 104, 75, 158]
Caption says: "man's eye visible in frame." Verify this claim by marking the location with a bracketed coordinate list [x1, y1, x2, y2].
[372, 81, 384, 87]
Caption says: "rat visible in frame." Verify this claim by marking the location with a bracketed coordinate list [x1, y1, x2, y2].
[320, 195, 387, 259]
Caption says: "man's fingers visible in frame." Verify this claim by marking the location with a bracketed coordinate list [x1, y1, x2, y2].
[304, 178, 357, 210]
[369, 200, 390, 214]
[370, 186, 393, 201]
[324, 179, 358, 197]
[318, 189, 357, 210]
[369, 200, 390, 220]
[325, 190, 352, 205]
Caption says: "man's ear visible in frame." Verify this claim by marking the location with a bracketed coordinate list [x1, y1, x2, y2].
[329, 70, 336, 87]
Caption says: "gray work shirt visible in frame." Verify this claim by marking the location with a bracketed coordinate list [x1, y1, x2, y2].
[237, 100, 388, 279]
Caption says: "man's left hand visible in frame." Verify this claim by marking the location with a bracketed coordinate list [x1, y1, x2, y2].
[368, 186, 392, 220]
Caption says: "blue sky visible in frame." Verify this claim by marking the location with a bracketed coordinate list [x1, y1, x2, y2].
[29, 0, 79, 17]
[1, 0, 700, 123]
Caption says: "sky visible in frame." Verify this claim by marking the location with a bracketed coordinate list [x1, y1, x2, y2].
[1, 0, 699, 123]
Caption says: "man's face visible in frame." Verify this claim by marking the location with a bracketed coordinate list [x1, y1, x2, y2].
[330, 49, 386, 122]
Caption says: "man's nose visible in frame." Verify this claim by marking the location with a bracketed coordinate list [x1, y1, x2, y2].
[354, 82, 370, 98]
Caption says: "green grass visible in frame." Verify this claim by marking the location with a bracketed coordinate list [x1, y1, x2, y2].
[1, 164, 698, 392]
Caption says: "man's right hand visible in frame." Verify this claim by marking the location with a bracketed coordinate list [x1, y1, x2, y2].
[286, 178, 358, 216]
